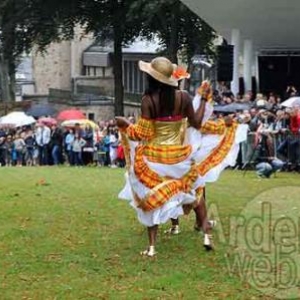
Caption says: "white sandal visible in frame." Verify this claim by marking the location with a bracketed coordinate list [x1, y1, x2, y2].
[164, 225, 180, 235]
[203, 234, 214, 251]
[140, 246, 157, 257]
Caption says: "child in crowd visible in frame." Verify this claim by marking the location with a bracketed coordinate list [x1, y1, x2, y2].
[72, 133, 86, 166]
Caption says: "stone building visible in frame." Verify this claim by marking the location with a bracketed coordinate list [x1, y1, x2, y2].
[21, 29, 160, 121]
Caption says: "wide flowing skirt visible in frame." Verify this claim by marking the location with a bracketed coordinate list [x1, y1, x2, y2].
[119, 120, 248, 227]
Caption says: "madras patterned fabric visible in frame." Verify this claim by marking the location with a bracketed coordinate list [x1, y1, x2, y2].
[134, 163, 198, 212]
[197, 123, 237, 176]
[126, 118, 155, 141]
[200, 119, 226, 135]
[138, 180, 182, 211]
[144, 144, 192, 164]
[134, 145, 164, 189]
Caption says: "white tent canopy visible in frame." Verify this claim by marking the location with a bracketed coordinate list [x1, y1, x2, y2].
[181, 0, 300, 49]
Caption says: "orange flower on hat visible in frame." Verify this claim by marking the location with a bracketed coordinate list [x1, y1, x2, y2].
[172, 67, 190, 80]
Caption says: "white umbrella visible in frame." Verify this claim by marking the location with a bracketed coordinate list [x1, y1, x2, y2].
[281, 97, 300, 108]
[0, 112, 36, 127]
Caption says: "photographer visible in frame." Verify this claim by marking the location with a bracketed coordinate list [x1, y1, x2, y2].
[255, 109, 276, 156]
[254, 125, 284, 178]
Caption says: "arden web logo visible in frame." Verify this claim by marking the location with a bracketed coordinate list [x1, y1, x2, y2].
[208, 186, 300, 299]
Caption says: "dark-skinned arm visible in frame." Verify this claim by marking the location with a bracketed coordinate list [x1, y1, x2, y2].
[116, 97, 154, 141]
[184, 91, 207, 129]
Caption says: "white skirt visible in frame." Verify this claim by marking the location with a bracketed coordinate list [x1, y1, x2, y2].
[119, 123, 248, 227]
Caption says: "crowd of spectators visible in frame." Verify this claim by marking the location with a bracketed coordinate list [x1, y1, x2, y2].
[212, 85, 300, 175]
[1, 86, 300, 176]
[0, 119, 128, 168]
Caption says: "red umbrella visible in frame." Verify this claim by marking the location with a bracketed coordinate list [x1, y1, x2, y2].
[57, 109, 86, 121]
[38, 117, 57, 126]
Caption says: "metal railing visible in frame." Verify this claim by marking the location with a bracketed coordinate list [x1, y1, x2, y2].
[239, 131, 300, 169]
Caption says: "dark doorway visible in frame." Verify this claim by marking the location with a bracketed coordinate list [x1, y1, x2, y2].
[259, 55, 300, 97]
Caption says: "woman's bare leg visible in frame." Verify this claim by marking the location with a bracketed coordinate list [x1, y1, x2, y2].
[194, 196, 214, 251]
[147, 225, 158, 246]
[164, 218, 180, 234]
[141, 225, 158, 256]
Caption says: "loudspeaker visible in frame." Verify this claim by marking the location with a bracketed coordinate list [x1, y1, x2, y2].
[216, 45, 234, 82]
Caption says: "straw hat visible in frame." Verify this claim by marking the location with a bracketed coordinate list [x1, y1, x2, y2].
[139, 57, 178, 87]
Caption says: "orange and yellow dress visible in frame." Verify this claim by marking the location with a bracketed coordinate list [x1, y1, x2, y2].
[119, 95, 248, 226]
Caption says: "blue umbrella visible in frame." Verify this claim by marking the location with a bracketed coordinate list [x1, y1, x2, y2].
[26, 104, 57, 118]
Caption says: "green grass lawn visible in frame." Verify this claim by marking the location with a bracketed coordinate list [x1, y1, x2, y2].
[0, 167, 299, 300]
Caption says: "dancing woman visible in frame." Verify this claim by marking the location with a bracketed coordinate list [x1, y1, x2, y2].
[116, 57, 247, 257]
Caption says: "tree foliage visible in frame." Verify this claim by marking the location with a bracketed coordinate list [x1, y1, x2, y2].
[132, 0, 216, 64]
[0, 0, 215, 112]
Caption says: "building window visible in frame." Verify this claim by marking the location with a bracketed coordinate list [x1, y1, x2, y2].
[88, 113, 95, 121]
[83, 66, 100, 76]
[123, 60, 145, 94]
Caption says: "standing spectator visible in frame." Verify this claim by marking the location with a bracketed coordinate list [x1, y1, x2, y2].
[50, 124, 63, 165]
[82, 124, 94, 165]
[35, 123, 51, 165]
[102, 129, 111, 166]
[74, 123, 85, 138]
[72, 133, 86, 166]
[117, 142, 125, 168]
[0, 132, 6, 166]
[24, 130, 36, 166]
[277, 107, 300, 169]
[13, 134, 25, 167]
[109, 128, 118, 168]
[65, 128, 75, 165]
[5, 135, 13, 167]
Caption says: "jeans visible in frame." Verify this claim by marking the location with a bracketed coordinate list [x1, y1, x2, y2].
[277, 138, 299, 163]
[73, 151, 83, 166]
[67, 150, 73, 165]
[0, 148, 6, 166]
[52, 145, 60, 165]
[38, 145, 49, 165]
[256, 159, 284, 178]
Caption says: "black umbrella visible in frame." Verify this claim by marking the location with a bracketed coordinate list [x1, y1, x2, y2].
[213, 105, 237, 113]
[26, 104, 57, 118]
[214, 102, 252, 113]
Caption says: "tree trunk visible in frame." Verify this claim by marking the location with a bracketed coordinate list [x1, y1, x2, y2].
[168, 11, 179, 64]
[8, 60, 16, 101]
[113, 26, 124, 116]
[0, 58, 11, 102]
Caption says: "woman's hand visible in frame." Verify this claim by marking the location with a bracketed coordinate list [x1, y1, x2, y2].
[198, 81, 212, 101]
[115, 116, 131, 129]
[224, 116, 234, 127]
